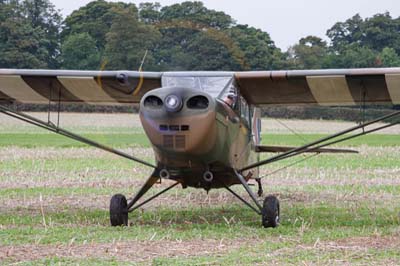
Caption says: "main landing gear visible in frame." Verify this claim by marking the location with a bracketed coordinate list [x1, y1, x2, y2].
[109, 169, 280, 228]
[110, 194, 128, 226]
[224, 170, 280, 228]
[261, 195, 280, 228]
[109, 169, 180, 227]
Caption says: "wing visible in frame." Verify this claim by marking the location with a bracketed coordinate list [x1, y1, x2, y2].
[235, 68, 400, 106]
[0, 69, 162, 104]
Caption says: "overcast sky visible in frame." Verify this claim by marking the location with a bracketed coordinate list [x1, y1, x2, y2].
[51, 0, 400, 50]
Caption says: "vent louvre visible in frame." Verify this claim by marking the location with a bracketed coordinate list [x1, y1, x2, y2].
[175, 135, 186, 149]
[163, 135, 174, 148]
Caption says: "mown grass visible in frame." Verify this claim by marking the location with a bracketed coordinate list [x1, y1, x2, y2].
[0, 133, 151, 148]
[1, 132, 399, 148]
[0, 202, 399, 246]
[0, 119, 399, 265]
[0, 151, 398, 178]
[152, 246, 400, 266]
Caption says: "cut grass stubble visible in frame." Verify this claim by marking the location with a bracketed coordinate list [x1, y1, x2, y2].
[0, 115, 399, 265]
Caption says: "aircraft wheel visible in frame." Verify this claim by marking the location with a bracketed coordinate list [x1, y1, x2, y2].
[110, 194, 128, 226]
[261, 195, 280, 228]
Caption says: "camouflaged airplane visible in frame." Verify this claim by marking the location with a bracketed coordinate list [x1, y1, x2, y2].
[0, 68, 399, 228]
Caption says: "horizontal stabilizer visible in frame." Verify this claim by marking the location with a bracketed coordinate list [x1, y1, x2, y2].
[255, 145, 358, 154]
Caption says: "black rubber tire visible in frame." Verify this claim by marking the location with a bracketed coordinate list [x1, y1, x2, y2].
[110, 194, 128, 226]
[262, 195, 280, 228]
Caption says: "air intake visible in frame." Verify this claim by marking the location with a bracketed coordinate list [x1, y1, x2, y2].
[162, 135, 186, 150]
[163, 135, 174, 148]
[175, 135, 186, 149]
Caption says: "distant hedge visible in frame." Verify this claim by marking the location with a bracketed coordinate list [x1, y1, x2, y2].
[263, 105, 399, 123]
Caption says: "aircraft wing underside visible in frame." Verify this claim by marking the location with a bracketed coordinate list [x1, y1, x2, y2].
[1, 68, 400, 106]
[0, 69, 162, 104]
[235, 68, 400, 106]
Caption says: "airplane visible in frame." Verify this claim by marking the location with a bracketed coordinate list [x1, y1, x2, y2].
[0, 68, 399, 228]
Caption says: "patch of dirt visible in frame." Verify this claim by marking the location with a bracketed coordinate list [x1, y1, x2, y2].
[323, 235, 400, 250]
[0, 238, 256, 264]
[264, 236, 400, 266]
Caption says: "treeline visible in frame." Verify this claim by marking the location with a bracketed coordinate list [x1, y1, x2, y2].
[1, 0, 400, 71]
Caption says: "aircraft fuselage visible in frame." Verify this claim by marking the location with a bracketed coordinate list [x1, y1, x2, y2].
[140, 86, 259, 189]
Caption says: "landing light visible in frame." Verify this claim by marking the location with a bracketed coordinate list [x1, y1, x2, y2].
[165, 94, 182, 112]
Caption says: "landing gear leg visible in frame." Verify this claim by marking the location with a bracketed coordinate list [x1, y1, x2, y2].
[224, 170, 263, 215]
[109, 169, 180, 226]
[224, 170, 280, 228]
[110, 172, 158, 227]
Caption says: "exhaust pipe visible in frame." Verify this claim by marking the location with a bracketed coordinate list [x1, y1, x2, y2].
[160, 169, 170, 179]
[203, 171, 214, 182]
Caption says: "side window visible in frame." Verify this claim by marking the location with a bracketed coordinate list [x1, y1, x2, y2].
[240, 96, 249, 125]
[251, 108, 262, 144]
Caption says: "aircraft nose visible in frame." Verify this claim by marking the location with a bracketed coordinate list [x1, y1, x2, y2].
[140, 87, 217, 155]
[141, 87, 212, 114]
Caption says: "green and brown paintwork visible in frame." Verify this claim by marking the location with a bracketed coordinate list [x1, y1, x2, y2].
[0, 68, 399, 190]
[140, 85, 260, 189]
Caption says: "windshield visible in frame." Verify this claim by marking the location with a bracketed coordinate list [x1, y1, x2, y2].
[162, 76, 232, 98]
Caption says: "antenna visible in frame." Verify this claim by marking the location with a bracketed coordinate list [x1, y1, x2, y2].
[139, 50, 149, 72]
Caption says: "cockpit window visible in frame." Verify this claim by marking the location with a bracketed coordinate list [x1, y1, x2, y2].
[162, 76, 232, 98]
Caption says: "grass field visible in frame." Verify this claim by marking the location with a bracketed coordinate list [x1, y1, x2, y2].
[0, 113, 399, 265]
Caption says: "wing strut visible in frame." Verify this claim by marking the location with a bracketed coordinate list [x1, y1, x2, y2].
[0, 105, 156, 169]
[240, 110, 400, 172]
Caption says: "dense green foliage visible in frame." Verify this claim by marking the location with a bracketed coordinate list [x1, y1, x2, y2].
[0, 0, 400, 70]
[0, 0, 61, 68]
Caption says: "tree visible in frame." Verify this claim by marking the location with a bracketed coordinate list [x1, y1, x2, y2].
[327, 14, 364, 52]
[326, 43, 378, 68]
[104, 8, 161, 70]
[379, 47, 400, 67]
[61, 33, 100, 70]
[20, 0, 62, 68]
[159, 1, 233, 30]
[184, 31, 242, 71]
[362, 13, 400, 54]
[327, 12, 400, 55]
[0, 16, 49, 68]
[139, 2, 161, 24]
[0, 0, 61, 68]
[0, 0, 51, 68]
[62, 0, 138, 53]
[227, 25, 281, 70]
[288, 36, 328, 69]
